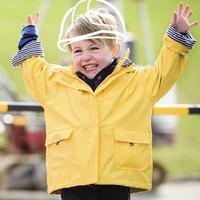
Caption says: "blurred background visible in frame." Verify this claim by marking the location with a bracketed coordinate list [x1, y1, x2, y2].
[0, 0, 199, 199]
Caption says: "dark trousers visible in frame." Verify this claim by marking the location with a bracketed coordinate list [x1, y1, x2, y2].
[61, 185, 130, 200]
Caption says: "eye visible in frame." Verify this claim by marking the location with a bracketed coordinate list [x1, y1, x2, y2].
[90, 46, 99, 51]
[73, 49, 82, 55]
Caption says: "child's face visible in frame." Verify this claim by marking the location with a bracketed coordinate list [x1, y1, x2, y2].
[70, 36, 119, 79]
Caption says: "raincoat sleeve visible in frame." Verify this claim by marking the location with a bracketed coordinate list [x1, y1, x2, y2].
[11, 26, 51, 106]
[20, 55, 51, 106]
[143, 25, 196, 103]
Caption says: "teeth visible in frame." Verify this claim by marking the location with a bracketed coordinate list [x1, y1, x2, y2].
[84, 64, 97, 70]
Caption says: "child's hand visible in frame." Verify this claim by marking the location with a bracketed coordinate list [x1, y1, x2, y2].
[171, 3, 198, 33]
[26, 12, 39, 26]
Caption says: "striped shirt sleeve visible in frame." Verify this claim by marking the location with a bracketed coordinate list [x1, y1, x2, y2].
[18, 25, 38, 50]
[11, 40, 44, 67]
[166, 25, 196, 49]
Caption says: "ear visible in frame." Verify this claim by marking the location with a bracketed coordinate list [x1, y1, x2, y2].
[112, 42, 121, 58]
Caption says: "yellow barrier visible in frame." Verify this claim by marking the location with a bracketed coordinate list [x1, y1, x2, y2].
[0, 101, 8, 113]
[0, 101, 200, 115]
[153, 104, 188, 115]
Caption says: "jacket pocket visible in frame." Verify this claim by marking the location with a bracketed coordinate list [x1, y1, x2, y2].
[45, 127, 73, 169]
[113, 128, 151, 170]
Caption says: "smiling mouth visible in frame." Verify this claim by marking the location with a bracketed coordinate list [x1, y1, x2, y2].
[83, 64, 98, 71]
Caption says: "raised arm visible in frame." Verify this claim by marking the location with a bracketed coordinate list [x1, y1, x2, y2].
[143, 3, 197, 103]
[11, 12, 48, 105]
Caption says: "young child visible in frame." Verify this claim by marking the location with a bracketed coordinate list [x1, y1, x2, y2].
[11, 1, 197, 200]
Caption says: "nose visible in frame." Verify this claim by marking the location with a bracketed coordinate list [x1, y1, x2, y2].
[81, 51, 92, 61]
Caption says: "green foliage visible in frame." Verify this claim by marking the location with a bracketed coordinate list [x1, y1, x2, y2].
[0, 0, 42, 97]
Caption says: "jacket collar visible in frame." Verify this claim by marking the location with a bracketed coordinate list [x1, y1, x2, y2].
[76, 58, 118, 91]
[54, 49, 135, 94]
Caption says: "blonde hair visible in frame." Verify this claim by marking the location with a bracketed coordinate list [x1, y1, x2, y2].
[67, 9, 118, 51]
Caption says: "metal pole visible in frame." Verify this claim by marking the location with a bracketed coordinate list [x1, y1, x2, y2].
[1, 102, 200, 115]
[137, 0, 155, 64]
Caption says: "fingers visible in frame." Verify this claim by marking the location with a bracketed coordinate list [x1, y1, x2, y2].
[189, 20, 199, 29]
[171, 12, 177, 27]
[177, 3, 183, 16]
[26, 12, 40, 26]
[33, 12, 39, 24]
[177, 3, 192, 19]
[36, 12, 39, 23]
[174, 3, 198, 32]
[183, 4, 190, 17]
[27, 15, 33, 25]
[185, 11, 193, 20]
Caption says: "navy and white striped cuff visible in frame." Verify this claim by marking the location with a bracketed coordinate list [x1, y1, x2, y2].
[11, 40, 44, 67]
[166, 25, 196, 49]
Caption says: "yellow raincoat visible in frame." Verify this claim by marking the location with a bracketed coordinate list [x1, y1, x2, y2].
[19, 35, 190, 194]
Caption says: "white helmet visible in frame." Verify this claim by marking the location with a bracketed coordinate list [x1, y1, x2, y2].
[57, 0, 127, 52]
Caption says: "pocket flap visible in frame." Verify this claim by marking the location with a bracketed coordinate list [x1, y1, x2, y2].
[114, 128, 150, 144]
[45, 127, 73, 146]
